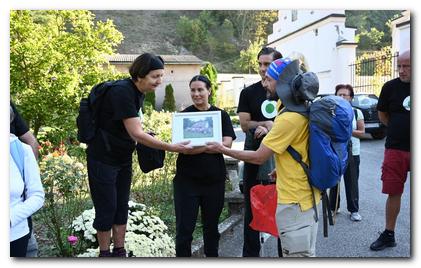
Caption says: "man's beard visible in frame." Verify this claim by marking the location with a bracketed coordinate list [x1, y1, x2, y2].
[266, 91, 279, 101]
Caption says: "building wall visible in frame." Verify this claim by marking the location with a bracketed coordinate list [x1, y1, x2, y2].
[268, 9, 345, 43]
[391, 11, 411, 54]
[110, 63, 201, 111]
[217, 73, 261, 108]
[267, 10, 357, 94]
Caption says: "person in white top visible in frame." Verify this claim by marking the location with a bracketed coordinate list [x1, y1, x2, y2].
[329, 84, 365, 222]
[10, 107, 44, 257]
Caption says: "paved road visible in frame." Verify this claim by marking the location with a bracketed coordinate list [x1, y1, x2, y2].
[221, 134, 411, 257]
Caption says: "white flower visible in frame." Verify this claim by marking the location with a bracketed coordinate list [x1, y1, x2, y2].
[74, 200, 175, 257]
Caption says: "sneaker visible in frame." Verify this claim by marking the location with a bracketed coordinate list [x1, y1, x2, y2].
[112, 247, 127, 257]
[370, 231, 397, 251]
[350, 212, 362, 221]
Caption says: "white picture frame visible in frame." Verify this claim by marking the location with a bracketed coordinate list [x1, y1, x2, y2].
[172, 110, 222, 146]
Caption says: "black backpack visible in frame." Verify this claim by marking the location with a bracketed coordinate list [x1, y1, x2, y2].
[76, 81, 115, 144]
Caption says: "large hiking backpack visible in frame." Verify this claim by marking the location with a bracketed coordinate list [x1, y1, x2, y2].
[76, 81, 115, 144]
[286, 95, 353, 236]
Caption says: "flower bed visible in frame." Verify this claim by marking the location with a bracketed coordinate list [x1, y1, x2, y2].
[72, 201, 175, 257]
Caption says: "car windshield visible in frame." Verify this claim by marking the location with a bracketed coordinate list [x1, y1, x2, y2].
[352, 94, 378, 108]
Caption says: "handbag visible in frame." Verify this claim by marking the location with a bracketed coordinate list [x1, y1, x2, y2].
[249, 183, 279, 237]
[136, 142, 165, 173]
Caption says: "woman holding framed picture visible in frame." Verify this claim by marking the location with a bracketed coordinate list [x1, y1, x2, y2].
[173, 75, 236, 257]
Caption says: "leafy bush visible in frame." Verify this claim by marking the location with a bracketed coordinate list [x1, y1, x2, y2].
[74, 201, 175, 257]
[38, 151, 90, 256]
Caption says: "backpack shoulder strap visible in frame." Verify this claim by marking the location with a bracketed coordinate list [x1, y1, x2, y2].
[353, 108, 358, 120]
[286, 145, 318, 222]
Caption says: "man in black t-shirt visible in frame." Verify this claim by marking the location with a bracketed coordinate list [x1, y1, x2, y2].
[370, 50, 411, 251]
[85, 53, 192, 257]
[236, 47, 282, 257]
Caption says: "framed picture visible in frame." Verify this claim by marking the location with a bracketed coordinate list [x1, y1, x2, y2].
[172, 111, 222, 146]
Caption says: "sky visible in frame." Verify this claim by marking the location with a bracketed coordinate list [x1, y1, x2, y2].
[2, 0, 419, 267]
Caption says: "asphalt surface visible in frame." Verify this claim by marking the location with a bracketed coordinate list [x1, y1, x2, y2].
[220, 131, 411, 258]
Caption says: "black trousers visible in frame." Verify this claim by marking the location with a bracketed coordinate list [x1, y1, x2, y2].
[329, 155, 360, 213]
[10, 232, 30, 257]
[173, 176, 225, 257]
[87, 156, 132, 231]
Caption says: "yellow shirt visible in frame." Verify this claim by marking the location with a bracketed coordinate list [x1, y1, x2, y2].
[262, 110, 321, 211]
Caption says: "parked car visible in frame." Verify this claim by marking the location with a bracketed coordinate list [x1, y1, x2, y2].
[315, 93, 386, 139]
[351, 93, 386, 139]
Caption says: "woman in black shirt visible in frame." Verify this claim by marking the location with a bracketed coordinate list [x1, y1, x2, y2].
[173, 75, 236, 257]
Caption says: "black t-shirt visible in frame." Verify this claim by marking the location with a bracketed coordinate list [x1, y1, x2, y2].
[10, 102, 29, 136]
[377, 78, 410, 152]
[175, 105, 236, 183]
[87, 78, 144, 165]
[236, 81, 275, 122]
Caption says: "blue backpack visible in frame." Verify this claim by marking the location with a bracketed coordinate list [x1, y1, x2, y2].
[10, 138, 34, 232]
[285, 95, 353, 236]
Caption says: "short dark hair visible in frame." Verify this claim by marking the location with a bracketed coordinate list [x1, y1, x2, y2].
[335, 84, 354, 98]
[129, 53, 164, 80]
[257, 47, 283, 61]
[189, 75, 212, 90]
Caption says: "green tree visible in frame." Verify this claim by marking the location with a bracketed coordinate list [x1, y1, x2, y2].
[356, 28, 385, 50]
[200, 63, 218, 105]
[345, 10, 402, 51]
[10, 10, 123, 137]
[176, 15, 209, 53]
[162, 84, 176, 112]
[235, 39, 264, 73]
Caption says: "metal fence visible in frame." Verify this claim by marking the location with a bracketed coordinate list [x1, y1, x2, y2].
[349, 52, 399, 95]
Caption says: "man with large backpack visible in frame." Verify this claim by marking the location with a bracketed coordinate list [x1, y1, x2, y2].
[207, 58, 353, 257]
[207, 58, 320, 257]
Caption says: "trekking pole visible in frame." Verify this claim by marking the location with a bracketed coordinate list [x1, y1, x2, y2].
[333, 182, 340, 225]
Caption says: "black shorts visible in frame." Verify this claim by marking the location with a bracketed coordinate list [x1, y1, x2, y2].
[87, 156, 132, 231]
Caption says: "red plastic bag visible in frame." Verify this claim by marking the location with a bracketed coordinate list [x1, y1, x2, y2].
[249, 184, 279, 237]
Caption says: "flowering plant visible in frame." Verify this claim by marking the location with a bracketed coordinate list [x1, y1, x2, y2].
[73, 201, 175, 257]
[38, 152, 89, 256]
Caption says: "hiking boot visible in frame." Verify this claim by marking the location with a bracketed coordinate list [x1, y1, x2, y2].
[370, 231, 397, 251]
[350, 212, 362, 221]
[112, 247, 127, 257]
[98, 250, 112, 257]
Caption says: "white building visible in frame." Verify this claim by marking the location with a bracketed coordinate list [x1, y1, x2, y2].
[391, 10, 410, 55]
[267, 10, 357, 94]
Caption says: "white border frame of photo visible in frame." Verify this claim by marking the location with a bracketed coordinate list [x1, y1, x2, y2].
[171, 110, 222, 146]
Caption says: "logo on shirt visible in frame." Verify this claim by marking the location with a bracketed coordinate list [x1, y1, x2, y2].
[261, 100, 277, 119]
[403, 96, 410, 111]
